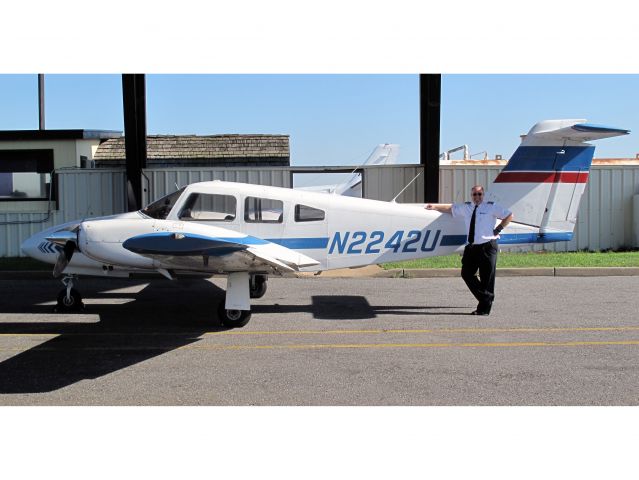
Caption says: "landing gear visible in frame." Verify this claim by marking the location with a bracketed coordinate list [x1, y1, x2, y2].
[219, 271, 252, 328]
[218, 302, 252, 328]
[249, 274, 268, 299]
[55, 275, 84, 312]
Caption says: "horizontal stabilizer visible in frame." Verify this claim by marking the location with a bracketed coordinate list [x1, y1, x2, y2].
[521, 119, 630, 146]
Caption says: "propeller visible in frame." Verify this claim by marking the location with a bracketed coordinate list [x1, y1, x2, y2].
[46, 227, 80, 278]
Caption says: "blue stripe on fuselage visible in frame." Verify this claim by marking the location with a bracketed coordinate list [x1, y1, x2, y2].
[266, 237, 329, 249]
[503, 146, 594, 172]
[440, 235, 467, 246]
[498, 232, 573, 244]
[440, 232, 573, 247]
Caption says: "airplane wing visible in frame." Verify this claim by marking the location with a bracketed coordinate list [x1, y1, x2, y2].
[122, 228, 320, 275]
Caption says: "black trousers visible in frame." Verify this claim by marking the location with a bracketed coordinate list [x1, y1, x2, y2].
[461, 240, 498, 313]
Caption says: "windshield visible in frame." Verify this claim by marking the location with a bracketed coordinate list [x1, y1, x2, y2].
[141, 187, 186, 220]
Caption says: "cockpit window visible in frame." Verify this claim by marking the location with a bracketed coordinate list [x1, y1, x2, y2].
[141, 187, 185, 220]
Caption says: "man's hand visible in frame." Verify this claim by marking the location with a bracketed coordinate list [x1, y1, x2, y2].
[493, 225, 503, 236]
[425, 204, 434, 210]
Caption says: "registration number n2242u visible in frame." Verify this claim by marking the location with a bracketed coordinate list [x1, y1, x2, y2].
[328, 230, 441, 255]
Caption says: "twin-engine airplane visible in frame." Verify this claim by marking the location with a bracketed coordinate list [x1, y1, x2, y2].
[21, 119, 629, 328]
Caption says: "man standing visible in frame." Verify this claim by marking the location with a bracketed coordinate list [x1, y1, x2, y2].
[425, 185, 513, 315]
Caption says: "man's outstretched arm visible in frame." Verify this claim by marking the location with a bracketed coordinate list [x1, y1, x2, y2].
[425, 203, 453, 214]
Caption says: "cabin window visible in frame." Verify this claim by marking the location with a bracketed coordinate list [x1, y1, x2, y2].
[244, 196, 284, 223]
[0, 149, 56, 202]
[178, 193, 237, 222]
[294, 204, 325, 222]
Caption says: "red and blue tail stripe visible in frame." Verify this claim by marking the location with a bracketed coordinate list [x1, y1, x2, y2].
[494, 145, 594, 184]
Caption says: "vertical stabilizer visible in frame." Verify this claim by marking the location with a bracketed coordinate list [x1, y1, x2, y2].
[486, 119, 629, 236]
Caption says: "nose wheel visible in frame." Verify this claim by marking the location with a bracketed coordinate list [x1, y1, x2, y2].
[54, 275, 84, 312]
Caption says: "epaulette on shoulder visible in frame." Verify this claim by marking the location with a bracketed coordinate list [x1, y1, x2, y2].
[465, 201, 471, 205]
[487, 201, 494, 204]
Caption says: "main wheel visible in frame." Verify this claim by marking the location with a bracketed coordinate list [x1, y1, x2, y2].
[249, 275, 268, 299]
[218, 302, 251, 328]
[55, 288, 84, 312]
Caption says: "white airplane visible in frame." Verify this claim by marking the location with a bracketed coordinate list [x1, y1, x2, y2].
[296, 143, 399, 197]
[21, 119, 629, 328]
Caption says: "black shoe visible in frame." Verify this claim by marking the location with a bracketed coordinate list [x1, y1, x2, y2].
[470, 310, 489, 316]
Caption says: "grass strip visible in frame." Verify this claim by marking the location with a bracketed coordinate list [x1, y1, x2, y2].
[382, 251, 639, 269]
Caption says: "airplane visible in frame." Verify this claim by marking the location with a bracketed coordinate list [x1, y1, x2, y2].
[296, 143, 399, 197]
[20, 119, 629, 328]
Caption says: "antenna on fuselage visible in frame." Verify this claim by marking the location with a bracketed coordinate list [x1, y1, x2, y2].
[390, 172, 422, 203]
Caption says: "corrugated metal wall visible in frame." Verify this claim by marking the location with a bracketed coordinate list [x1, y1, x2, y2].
[143, 165, 426, 203]
[1, 169, 126, 257]
[142, 167, 292, 206]
[3, 165, 639, 257]
[363, 165, 424, 203]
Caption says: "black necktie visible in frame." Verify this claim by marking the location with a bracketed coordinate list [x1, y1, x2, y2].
[468, 205, 478, 244]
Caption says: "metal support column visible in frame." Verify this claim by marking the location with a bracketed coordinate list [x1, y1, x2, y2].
[419, 74, 441, 203]
[38, 74, 45, 130]
[122, 74, 148, 211]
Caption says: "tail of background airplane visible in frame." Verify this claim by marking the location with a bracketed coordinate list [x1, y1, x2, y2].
[486, 119, 629, 239]
[297, 143, 399, 197]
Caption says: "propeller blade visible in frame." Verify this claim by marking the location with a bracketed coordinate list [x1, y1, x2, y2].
[53, 250, 69, 278]
[52, 239, 78, 278]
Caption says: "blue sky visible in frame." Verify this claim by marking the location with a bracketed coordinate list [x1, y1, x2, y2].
[0, 74, 637, 164]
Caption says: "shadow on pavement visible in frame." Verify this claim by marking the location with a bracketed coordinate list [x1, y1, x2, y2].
[0, 278, 226, 394]
[252, 295, 468, 319]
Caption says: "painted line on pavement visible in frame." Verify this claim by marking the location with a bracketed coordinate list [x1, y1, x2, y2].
[1, 339, 639, 353]
[2, 325, 639, 339]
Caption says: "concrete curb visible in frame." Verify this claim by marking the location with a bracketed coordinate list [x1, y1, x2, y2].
[404, 268, 555, 278]
[554, 267, 639, 276]
[403, 267, 639, 278]
[2, 267, 639, 280]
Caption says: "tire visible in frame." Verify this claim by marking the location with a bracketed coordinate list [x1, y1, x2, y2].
[55, 288, 84, 312]
[218, 302, 251, 328]
[249, 275, 268, 299]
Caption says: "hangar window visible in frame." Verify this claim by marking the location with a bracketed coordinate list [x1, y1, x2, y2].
[245, 196, 283, 223]
[178, 193, 237, 221]
[294, 204, 325, 222]
[0, 149, 55, 201]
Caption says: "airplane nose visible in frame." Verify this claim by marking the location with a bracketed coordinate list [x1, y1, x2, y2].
[20, 233, 41, 259]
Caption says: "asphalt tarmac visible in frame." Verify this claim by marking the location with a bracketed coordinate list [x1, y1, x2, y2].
[0, 275, 638, 405]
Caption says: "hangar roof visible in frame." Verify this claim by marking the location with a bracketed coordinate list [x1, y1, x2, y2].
[94, 134, 290, 163]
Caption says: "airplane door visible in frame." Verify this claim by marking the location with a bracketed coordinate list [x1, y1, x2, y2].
[242, 194, 287, 240]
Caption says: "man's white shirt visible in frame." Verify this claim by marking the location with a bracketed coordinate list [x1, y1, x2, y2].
[451, 201, 512, 245]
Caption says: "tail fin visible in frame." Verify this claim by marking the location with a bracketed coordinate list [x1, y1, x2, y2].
[487, 119, 629, 238]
